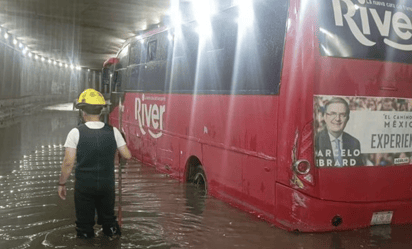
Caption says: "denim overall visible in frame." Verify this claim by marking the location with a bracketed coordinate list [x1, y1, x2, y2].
[74, 123, 119, 236]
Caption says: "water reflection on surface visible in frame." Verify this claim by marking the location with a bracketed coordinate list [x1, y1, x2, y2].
[0, 109, 412, 249]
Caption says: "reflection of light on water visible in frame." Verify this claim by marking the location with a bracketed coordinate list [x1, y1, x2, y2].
[43, 103, 75, 111]
[370, 225, 392, 239]
[41, 224, 76, 248]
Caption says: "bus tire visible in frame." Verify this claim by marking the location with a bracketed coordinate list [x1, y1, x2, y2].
[193, 165, 207, 196]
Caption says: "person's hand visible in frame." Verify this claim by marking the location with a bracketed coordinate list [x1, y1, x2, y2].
[119, 154, 127, 165]
[58, 185, 67, 200]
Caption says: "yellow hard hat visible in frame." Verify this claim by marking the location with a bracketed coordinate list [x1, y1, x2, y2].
[75, 88, 106, 108]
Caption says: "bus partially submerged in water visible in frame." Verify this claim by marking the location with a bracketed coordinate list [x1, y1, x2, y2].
[103, 0, 412, 232]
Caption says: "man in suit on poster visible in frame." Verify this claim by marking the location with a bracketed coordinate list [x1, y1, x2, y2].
[315, 97, 363, 167]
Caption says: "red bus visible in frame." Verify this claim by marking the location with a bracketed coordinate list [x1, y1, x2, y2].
[103, 0, 412, 232]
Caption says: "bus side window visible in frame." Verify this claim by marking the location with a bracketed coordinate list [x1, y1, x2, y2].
[147, 40, 157, 62]
[117, 45, 129, 69]
[140, 39, 147, 63]
[102, 68, 110, 93]
[130, 40, 141, 65]
[112, 71, 118, 91]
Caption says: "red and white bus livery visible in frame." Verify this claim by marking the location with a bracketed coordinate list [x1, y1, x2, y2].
[104, 0, 412, 232]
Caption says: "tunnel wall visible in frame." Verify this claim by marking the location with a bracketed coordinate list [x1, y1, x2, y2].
[0, 38, 101, 122]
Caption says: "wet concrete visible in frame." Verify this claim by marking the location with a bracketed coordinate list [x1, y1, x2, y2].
[0, 107, 412, 249]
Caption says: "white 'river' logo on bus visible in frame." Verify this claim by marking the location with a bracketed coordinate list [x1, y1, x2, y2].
[332, 0, 412, 51]
[135, 95, 166, 138]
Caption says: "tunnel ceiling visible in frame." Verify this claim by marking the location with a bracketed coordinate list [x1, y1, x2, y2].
[0, 0, 170, 70]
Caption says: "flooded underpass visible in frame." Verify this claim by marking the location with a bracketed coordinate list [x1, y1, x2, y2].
[1, 107, 412, 249]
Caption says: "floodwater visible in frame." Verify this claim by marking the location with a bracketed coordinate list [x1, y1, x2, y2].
[0, 106, 412, 249]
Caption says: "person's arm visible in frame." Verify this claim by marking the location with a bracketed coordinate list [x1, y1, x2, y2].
[58, 147, 76, 200]
[118, 144, 131, 160]
[113, 127, 132, 160]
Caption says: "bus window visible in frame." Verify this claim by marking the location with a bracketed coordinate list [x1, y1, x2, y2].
[130, 40, 141, 65]
[169, 1, 286, 95]
[111, 71, 118, 92]
[140, 39, 147, 63]
[117, 45, 129, 68]
[170, 23, 199, 93]
[101, 68, 110, 93]
[158, 32, 171, 61]
[147, 40, 157, 62]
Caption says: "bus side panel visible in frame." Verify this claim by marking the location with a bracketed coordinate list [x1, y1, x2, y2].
[123, 93, 142, 161]
[275, 0, 317, 191]
[128, 124, 142, 161]
[204, 146, 276, 219]
[122, 92, 278, 218]
[109, 105, 120, 130]
[187, 95, 277, 219]
[162, 95, 278, 160]
[141, 131, 156, 166]
[156, 134, 180, 179]
[203, 144, 244, 203]
[242, 156, 275, 216]
[180, 138, 202, 178]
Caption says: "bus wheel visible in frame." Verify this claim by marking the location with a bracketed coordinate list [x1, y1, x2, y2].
[185, 165, 207, 215]
[193, 165, 207, 196]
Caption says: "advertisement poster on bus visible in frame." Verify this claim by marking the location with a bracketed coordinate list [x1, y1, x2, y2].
[318, 0, 412, 64]
[314, 95, 412, 167]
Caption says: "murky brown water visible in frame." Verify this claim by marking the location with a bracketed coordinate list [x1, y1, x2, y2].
[1, 108, 412, 249]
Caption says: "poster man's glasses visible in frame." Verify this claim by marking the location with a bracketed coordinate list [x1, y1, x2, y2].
[325, 112, 347, 119]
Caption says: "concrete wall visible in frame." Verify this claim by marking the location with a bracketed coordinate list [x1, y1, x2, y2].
[0, 38, 101, 122]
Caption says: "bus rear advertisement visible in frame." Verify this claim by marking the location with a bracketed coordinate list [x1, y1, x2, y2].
[103, 0, 412, 232]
